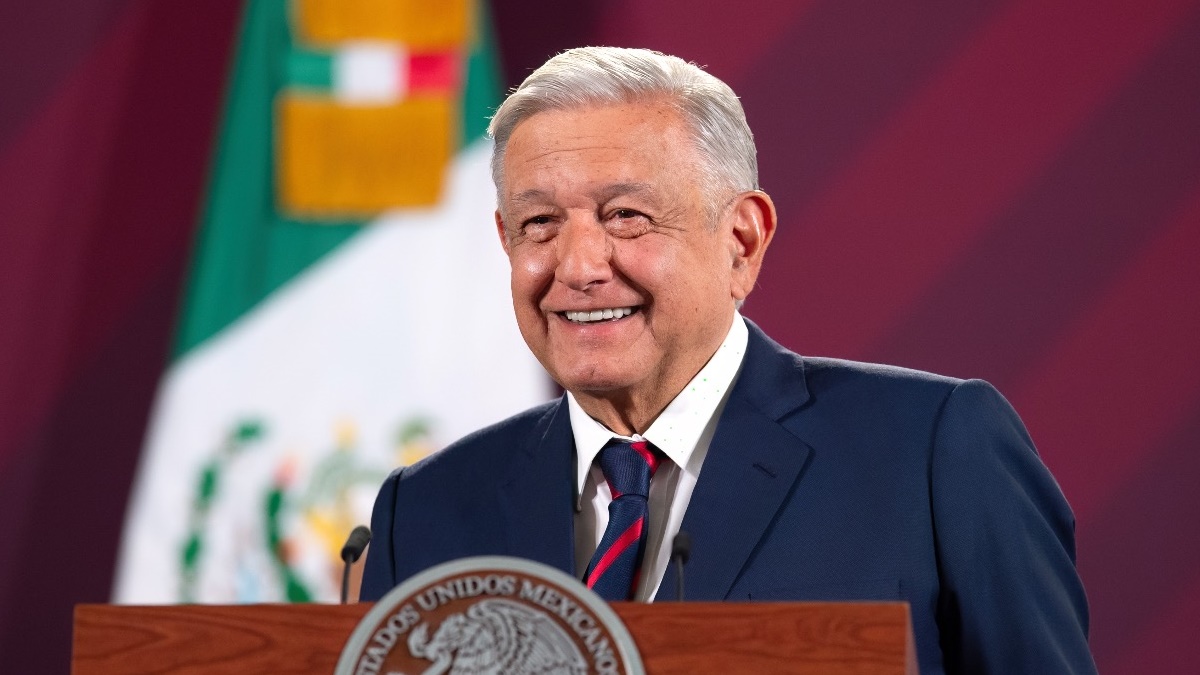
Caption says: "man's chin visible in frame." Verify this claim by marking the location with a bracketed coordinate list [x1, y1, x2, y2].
[553, 368, 642, 400]
[559, 377, 633, 397]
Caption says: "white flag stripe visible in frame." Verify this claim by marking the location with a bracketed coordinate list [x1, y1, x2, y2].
[334, 41, 407, 103]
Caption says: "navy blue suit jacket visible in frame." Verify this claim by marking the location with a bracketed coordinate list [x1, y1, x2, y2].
[362, 321, 1095, 674]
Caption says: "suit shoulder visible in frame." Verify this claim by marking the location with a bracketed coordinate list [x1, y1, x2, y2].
[802, 356, 964, 393]
[402, 400, 559, 479]
[793, 356, 977, 428]
[796, 357, 1023, 450]
[739, 321, 970, 421]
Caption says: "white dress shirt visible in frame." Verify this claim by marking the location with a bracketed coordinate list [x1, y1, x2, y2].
[569, 313, 749, 601]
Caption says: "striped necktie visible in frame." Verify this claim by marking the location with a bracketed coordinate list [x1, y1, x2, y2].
[584, 439, 663, 601]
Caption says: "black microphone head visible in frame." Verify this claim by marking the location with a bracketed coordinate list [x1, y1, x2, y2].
[341, 525, 372, 563]
[671, 530, 692, 565]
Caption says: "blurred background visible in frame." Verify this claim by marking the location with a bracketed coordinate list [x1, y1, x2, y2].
[2, 0, 1198, 672]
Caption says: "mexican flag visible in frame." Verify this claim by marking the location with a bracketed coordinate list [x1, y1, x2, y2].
[113, 0, 548, 604]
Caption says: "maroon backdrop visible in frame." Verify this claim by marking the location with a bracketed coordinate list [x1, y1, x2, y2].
[2, 1, 1198, 672]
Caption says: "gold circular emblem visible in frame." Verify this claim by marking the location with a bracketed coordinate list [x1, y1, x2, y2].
[336, 556, 644, 675]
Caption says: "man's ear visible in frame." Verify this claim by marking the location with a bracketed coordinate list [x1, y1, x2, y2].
[727, 190, 777, 302]
[495, 209, 511, 255]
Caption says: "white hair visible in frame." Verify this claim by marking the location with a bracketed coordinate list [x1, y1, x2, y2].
[487, 47, 759, 216]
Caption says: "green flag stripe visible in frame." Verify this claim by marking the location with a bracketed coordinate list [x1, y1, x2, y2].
[285, 48, 334, 91]
[173, 0, 503, 357]
[462, 0, 504, 143]
[174, 0, 357, 356]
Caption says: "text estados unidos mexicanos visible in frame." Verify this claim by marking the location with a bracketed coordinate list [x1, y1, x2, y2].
[353, 574, 622, 675]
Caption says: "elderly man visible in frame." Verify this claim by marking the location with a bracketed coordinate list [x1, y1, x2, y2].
[362, 47, 1096, 674]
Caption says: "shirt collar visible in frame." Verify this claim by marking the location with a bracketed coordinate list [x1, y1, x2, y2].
[569, 312, 750, 502]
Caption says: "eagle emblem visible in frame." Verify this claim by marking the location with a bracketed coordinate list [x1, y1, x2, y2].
[405, 599, 587, 675]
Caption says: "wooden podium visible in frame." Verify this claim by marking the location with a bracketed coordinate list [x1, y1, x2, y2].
[73, 601, 917, 674]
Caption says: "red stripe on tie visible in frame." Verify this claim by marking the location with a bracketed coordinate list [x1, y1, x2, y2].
[631, 440, 661, 474]
[586, 516, 644, 589]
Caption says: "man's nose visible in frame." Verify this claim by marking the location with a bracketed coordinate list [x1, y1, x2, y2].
[555, 216, 613, 290]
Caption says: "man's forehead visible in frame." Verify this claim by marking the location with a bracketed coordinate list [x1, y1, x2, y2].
[508, 101, 687, 149]
[525, 98, 679, 124]
[508, 182, 661, 206]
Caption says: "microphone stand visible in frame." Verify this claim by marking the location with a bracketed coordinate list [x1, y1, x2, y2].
[339, 525, 372, 604]
[670, 531, 691, 601]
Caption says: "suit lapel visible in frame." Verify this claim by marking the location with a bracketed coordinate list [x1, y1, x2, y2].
[657, 320, 813, 601]
[497, 398, 577, 575]
[495, 322, 813, 597]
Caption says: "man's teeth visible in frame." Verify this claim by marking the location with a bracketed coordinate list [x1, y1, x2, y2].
[564, 307, 635, 323]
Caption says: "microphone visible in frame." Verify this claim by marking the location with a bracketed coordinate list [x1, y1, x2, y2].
[669, 530, 692, 601]
[340, 525, 372, 604]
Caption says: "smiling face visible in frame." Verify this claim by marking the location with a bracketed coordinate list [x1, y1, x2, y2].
[495, 101, 775, 434]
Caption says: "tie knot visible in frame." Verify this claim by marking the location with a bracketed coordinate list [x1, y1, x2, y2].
[597, 439, 662, 499]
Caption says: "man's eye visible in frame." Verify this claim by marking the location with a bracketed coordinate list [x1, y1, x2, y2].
[519, 216, 557, 242]
[605, 208, 652, 237]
